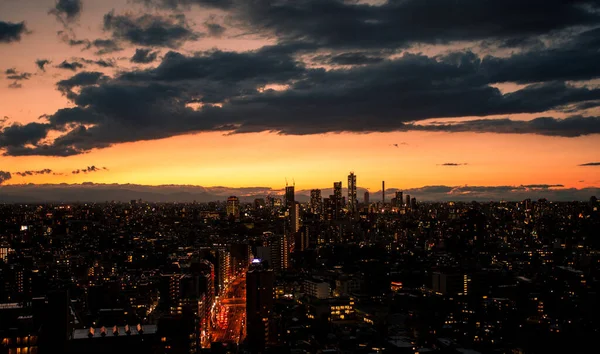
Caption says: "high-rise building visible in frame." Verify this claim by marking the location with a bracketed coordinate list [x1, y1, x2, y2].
[364, 191, 370, 205]
[333, 182, 342, 218]
[246, 268, 275, 352]
[270, 234, 289, 271]
[291, 202, 300, 233]
[285, 185, 295, 209]
[382, 181, 385, 204]
[395, 191, 403, 207]
[347, 172, 357, 214]
[411, 197, 417, 209]
[405, 195, 411, 209]
[295, 225, 310, 252]
[309, 189, 322, 215]
[226, 196, 240, 220]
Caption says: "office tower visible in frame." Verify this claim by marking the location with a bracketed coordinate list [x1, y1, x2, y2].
[309, 189, 322, 215]
[333, 182, 342, 218]
[348, 172, 357, 214]
[406, 195, 411, 208]
[285, 185, 295, 209]
[382, 181, 385, 204]
[323, 197, 334, 220]
[270, 234, 289, 271]
[291, 202, 300, 233]
[395, 191, 403, 207]
[411, 197, 417, 209]
[254, 198, 266, 210]
[246, 268, 275, 352]
[364, 191, 370, 204]
[226, 196, 240, 220]
[295, 225, 310, 252]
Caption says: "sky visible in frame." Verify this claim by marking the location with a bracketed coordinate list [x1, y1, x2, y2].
[1, 0, 599, 201]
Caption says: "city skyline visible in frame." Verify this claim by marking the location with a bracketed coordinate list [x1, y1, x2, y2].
[1, 0, 600, 194]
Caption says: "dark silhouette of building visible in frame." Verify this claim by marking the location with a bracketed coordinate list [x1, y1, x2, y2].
[246, 267, 275, 352]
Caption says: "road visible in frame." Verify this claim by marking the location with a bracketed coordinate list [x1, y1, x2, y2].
[212, 274, 246, 344]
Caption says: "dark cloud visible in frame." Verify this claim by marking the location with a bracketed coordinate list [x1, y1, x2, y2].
[49, 0, 83, 25]
[56, 60, 84, 71]
[483, 27, 600, 84]
[0, 171, 11, 184]
[0, 21, 27, 43]
[316, 52, 385, 66]
[57, 71, 109, 100]
[136, 0, 233, 10]
[439, 163, 468, 166]
[0, 123, 51, 152]
[2, 46, 600, 156]
[92, 38, 123, 55]
[5, 68, 32, 81]
[579, 162, 600, 166]
[72, 166, 108, 174]
[103, 11, 200, 48]
[76, 57, 116, 68]
[204, 22, 226, 37]
[131, 48, 160, 63]
[410, 116, 600, 138]
[36, 59, 51, 71]
[8, 82, 22, 89]
[14, 169, 53, 177]
[233, 0, 600, 50]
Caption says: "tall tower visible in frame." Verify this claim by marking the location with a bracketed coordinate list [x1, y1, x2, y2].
[285, 185, 295, 209]
[348, 172, 357, 214]
[226, 196, 240, 219]
[333, 182, 342, 218]
[310, 189, 322, 215]
[364, 191, 370, 205]
[382, 181, 385, 204]
[246, 267, 275, 352]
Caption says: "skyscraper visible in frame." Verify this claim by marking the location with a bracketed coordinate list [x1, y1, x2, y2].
[246, 267, 275, 352]
[406, 195, 411, 208]
[226, 196, 240, 219]
[333, 182, 342, 218]
[285, 185, 295, 209]
[395, 191, 403, 208]
[348, 172, 357, 214]
[364, 191, 370, 205]
[382, 181, 385, 204]
[309, 189, 322, 215]
[270, 234, 289, 271]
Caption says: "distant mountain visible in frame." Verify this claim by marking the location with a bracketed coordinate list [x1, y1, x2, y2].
[0, 183, 597, 203]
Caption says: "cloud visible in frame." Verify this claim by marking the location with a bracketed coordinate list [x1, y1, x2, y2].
[56, 71, 109, 100]
[3, 45, 600, 156]
[56, 60, 84, 71]
[92, 38, 123, 55]
[49, 0, 83, 25]
[14, 169, 53, 177]
[8, 82, 22, 89]
[136, 0, 233, 10]
[410, 116, 600, 138]
[232, 0, 600, 50]
[0, 21, 28, 43]
[71, 166, 108, 174]
[204, 22, 226, 37]
[36, 59, 52, 71]
[0, 171, 11, 184]
[315, 52, 385, 66]
[103, 11, 200, 48]
[439, 163, 468, 166]
[131, 48, 160, 63]
[579, 162, 600, 166]
[5, 68, 32, 81]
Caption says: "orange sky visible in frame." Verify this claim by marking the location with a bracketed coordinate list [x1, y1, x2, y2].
[1, 0, 598, 192]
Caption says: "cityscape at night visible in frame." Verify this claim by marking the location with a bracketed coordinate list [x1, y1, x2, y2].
[2, 0, 600, 353]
